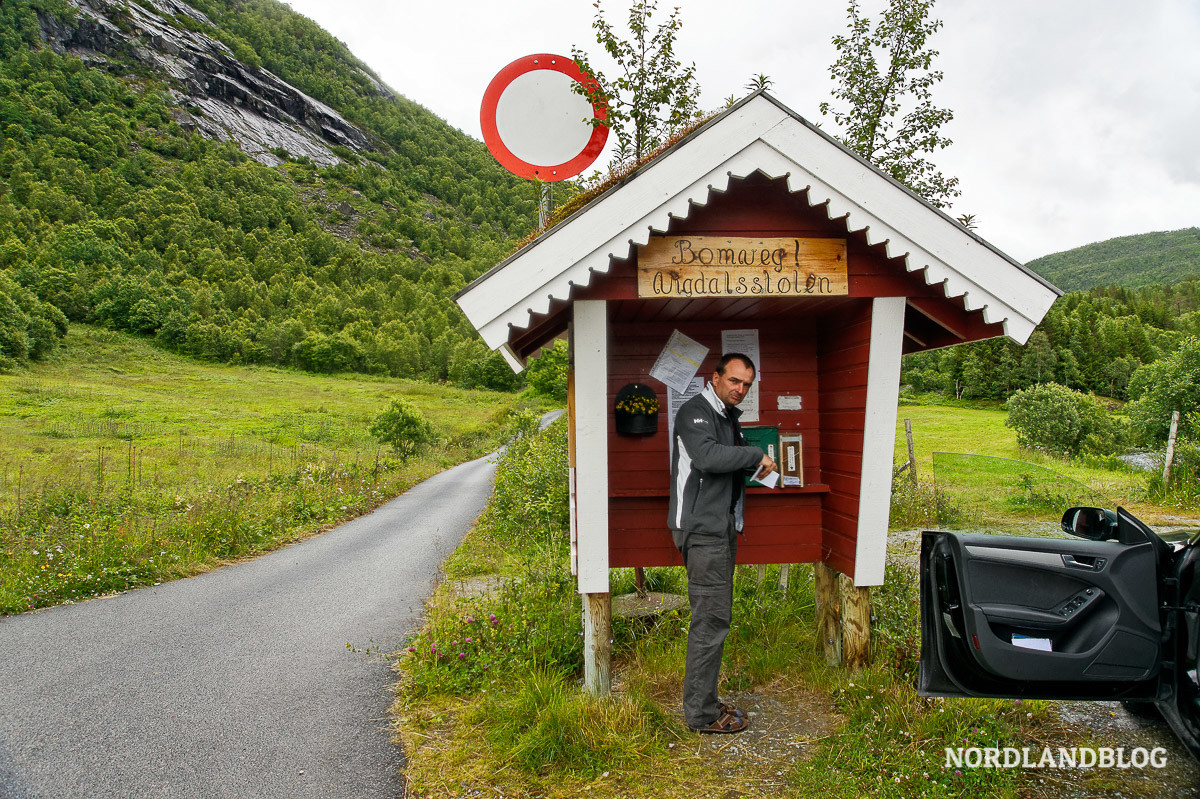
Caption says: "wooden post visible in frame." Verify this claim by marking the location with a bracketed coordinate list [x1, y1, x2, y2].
[814, 561, 842, 666]
[583, 592, 611, 696]
[1163, 410, 1181, 485]
[841, 573, 871, 670]
[778, 563, 790, 592]
[571, 301, 611, 694]
[756, 564, 768, 586]
[904, 418, 917, 482]
[634, 566, 647, 597]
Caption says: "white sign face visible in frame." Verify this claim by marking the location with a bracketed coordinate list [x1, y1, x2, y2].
[495, 70, 596, 168]
[480, 54, 608, 181]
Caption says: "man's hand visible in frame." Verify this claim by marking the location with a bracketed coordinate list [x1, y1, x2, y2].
[758, 453, 777, 475]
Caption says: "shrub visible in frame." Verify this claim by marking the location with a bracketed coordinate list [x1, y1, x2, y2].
[1146, 432, 1200, 508]
[483, 415, 569, 545]
[889, 478, 963, 528]
[401, 569, 582, 699]
[1127, 337, 1200, 445]
[523, 339, 568, 403]
[369, 398, 434, 462]
[1005, 382, 1119, 457]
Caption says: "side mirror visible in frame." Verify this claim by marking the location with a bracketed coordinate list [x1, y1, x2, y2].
[1061, 506, 1117, 541]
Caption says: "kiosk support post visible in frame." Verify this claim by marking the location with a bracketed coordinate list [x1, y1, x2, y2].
[571, 300, 612, 695]
[815, 561, 842, 666]
[583, 593, 612, 696]
[841, 574, 871, 670]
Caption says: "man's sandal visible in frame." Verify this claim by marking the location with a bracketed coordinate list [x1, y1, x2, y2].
[692, 710, 748, 734]
[719, 702, 746, 720]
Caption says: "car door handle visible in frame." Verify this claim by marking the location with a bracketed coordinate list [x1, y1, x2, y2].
[980, 603, 1073, 630]
[979, 588, 1105, 631]
[1062, 554, 1106, 571]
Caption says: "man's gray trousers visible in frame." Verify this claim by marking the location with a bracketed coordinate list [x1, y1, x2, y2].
[673, 525, 737, 729]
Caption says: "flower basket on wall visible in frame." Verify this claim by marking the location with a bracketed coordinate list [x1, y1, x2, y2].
[614, 383, 660, 436]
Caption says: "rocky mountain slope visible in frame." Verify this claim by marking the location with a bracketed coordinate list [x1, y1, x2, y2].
[0, 0, 539, 386]
[38, 0, 370, 167]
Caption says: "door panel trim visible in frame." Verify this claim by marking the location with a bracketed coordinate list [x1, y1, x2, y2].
[965, 545, 1066, 569]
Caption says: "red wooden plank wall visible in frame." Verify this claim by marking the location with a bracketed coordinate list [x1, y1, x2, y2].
[595, 173, 896, 571]
[816, 301, 873, 576]
[607, 316, 826, 567]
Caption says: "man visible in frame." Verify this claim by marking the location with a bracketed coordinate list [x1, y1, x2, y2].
[668, 352, 777, 734]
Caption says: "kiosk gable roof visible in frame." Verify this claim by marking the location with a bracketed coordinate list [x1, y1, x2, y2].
[457, 92, 1059, 364]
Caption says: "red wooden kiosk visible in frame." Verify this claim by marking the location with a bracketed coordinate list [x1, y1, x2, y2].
[457, 92, 1059, 693]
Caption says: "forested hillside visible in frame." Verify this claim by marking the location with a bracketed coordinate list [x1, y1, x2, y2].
[1027, 227, 1200, 292]
[0, 0, 540, 386]
[903, 279, 1200, 402]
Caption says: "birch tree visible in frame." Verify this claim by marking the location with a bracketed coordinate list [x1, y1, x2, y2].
[572, 0, 702, 169]
[819, 0, 960, 208]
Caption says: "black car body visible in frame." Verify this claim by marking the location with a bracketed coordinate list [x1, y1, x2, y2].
[919, 506, 1200, 762]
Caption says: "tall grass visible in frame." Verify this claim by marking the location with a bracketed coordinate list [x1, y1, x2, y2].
[391, 399, 1172, 798]
[0, 325, 535, 613]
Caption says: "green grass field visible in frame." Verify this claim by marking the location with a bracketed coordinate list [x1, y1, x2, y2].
[0, 325, 534, 614]
[892, 401, 1168, 531]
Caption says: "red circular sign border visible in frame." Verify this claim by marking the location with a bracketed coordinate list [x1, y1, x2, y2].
[480, 53, 609, 182]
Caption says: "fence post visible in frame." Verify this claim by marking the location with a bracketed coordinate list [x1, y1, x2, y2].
[1163, 410, 1181, 485]
[905, 419, 917, 482]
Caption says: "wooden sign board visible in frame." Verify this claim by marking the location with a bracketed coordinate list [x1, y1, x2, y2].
[638, 236, 848, 299]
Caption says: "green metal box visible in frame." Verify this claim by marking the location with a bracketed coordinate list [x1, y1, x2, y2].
[740, 425, 779, 486]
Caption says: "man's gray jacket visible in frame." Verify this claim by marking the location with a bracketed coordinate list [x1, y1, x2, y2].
[668, 383, 764, 535]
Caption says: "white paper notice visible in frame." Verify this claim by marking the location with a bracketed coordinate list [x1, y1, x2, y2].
[721, 328, 761, 423]
[650, 330, 709, 395]
[667, 377, 706, 462]
[750, 466, 779, 488]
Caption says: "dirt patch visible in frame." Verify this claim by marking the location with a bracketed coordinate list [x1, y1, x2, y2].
[623, 674, 842, 795]
[613, 591, 689, 618]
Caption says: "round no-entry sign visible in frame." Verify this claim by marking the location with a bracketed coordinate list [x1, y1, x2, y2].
[480, 54, 609, 181]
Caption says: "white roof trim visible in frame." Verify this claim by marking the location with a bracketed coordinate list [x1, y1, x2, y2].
[457, 93, 1058, 352]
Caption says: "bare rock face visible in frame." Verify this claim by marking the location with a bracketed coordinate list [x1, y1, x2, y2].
[38, 0, 375, 167]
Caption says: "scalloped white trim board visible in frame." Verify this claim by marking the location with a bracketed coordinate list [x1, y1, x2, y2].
[456, 93, 1057, 361]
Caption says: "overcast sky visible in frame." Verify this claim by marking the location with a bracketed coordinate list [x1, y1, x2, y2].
[282, 0, 1198, 264]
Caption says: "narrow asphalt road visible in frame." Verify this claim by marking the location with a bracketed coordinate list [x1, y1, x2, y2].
[0, 451, 499, 799]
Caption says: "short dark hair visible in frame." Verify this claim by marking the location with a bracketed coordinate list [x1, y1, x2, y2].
[715, 352, 756, 377]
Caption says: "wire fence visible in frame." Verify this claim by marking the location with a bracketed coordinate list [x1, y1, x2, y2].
[930, 452, 1113, 533]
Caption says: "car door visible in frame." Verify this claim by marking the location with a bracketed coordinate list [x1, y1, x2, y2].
[919, 506, 1200, 762]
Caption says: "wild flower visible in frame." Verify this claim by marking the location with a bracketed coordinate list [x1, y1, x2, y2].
[614, 395, 659, 415]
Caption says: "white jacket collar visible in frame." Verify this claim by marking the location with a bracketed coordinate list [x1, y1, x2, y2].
[701, 382, 728, 417]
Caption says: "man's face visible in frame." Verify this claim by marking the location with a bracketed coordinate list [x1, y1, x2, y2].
[712, 360, 755, 407]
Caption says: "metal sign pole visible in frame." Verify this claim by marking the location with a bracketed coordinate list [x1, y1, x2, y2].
[538, 182, 552, 228]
